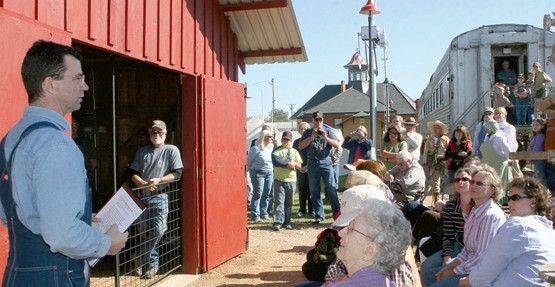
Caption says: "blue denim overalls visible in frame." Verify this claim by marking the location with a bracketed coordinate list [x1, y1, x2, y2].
[1, 122, 91, 287]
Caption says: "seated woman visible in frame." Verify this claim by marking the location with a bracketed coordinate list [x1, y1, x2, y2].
[431, 164, 507, 287]
[381, 126, 408, 170]
[298, 184, 419, 287]
[459, 177, 555, 287]
[331, 197, 411, 286]
[419, 168, 473, 286]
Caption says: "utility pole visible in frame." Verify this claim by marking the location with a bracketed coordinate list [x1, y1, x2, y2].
[271, 78, 275, 124]
[380, 33, 390, 125]
[288, 104, 296, 129]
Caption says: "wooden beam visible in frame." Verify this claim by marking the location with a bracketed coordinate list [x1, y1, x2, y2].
[220, 0, 287, 12]
[240, 47, 302, 58]
[509, 150, 555, 163]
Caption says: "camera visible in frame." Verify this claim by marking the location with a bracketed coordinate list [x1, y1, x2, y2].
[317, 130, 324, 136]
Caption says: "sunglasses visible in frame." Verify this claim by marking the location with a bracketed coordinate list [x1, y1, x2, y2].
[454, 177, 470, 183]
[507, 194, 532, 201]
[149, 130, 165, 136]
[314, 118, 323, 122]
[469, 180, 490, 187]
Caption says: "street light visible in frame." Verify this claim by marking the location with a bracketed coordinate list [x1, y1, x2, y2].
[360, 0, 380, 147]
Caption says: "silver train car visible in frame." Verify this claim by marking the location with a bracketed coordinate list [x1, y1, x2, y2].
[417, 24, 555, 134]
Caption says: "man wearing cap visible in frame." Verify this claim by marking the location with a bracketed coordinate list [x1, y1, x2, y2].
[532, 62, 552, 99]
[299, 111, 341, 224]
[473, 107, 495, 158]
[270, 131, 302, 231]
[496, 60, 517, 86]
[422, 120, 449, 204]
[129, 120, 183, 278]
[401, 117, 423, 161]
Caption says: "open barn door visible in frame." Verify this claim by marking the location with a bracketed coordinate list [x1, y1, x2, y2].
[199, 76, 247, 271]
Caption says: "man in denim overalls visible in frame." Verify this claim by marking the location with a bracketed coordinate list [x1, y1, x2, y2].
[0, 40, 128, 286]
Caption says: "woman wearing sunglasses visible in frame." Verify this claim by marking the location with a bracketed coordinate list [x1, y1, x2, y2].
[459, 177, 555, 287]
[420, 168, 474, 286]
[431, 165, 506, 287]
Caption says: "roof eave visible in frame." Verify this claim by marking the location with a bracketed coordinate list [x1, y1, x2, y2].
[219, 0, 308, 66]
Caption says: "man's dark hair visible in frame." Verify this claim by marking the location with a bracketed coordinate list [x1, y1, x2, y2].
[21, 40, 82, 103]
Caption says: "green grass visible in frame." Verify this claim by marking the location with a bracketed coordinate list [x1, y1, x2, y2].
[248, 175, 347, 229]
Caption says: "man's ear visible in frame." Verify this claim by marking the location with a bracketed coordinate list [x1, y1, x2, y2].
[42, 76, 56, 95]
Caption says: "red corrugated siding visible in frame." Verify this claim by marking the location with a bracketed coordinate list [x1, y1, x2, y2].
[0, 8, 72, 282]
[202, 76, 247, 270]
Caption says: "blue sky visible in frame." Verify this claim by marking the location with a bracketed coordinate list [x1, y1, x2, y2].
[239, 0, 554, 118]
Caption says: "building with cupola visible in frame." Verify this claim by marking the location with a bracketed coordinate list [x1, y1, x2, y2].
[291, 50, 416, 148]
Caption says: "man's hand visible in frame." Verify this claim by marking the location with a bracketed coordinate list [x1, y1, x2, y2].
[106, 224, 129, 255]
[384, 173, 394, 181]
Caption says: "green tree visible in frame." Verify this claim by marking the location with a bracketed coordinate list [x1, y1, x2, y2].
[265, 108, 290, 122]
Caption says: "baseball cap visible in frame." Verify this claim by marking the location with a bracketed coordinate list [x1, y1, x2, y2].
[343, 164, 356, 171]
[312, 111, 323, 119]
[332, 184, 387, 227]
[281, 131, 292, 140]
[151, 120, 166, 130]
[484, 107, 494, 113]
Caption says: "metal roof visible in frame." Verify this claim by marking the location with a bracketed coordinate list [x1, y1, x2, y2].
[219, 0, 308, 65]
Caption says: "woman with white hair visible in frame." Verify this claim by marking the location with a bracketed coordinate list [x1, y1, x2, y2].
[247, 129, 275, 221]
[331, 198, 412, 286]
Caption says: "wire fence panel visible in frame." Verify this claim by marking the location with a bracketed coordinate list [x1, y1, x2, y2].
[91, 180, 182, 287]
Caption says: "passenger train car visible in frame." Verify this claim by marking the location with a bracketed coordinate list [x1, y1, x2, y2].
[417, 24, 555, 134]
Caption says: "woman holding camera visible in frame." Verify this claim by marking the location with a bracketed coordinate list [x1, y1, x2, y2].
[342, 125, 375, 165]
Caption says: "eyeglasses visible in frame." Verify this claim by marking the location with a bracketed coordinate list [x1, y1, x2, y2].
[58, 74, 86, 85]
[469, 180, 491, 187]
[314, 118, 323, 122]
[454, 177, 470, 183]
[347, 224, 372, 240]
[507, 194, 532, 201]
[149, 130, 165, 136]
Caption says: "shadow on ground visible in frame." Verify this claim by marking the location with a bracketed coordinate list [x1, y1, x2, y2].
[223, 270, 305, 287]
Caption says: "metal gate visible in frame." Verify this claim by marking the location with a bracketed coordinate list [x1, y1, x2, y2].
[91, 180, 182, 287]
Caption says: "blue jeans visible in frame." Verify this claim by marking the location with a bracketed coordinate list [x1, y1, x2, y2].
[137, 193, 169, 270]
[421, 242, 463, 287]
[533, 160, 547, 187]
[296, 169, 312, 213]
[430, 274, 466, 287]
[273, 180, 296, 226]
[546, 163, 555, 197]
[307, 158, 340, 220]
[516, 98, 532, 125]
[249, 169, 273, 218]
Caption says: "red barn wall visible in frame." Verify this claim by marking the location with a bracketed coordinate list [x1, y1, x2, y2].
[0, 0, 246, 278]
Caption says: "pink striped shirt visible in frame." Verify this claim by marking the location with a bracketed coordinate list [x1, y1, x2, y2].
[454, 198, 506, 275]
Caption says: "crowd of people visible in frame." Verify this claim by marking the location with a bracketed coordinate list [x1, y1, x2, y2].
[247, 103, 555, 286]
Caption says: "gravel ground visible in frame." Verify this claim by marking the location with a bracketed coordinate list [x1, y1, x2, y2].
[186, 216, 329, 287]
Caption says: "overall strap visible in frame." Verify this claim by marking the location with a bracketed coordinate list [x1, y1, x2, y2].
[2, 121, 59, 174]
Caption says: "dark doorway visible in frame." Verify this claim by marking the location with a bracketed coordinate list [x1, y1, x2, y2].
[72, 44, 183, 211]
